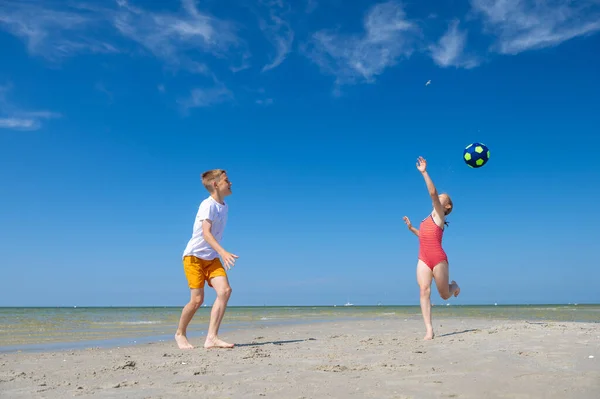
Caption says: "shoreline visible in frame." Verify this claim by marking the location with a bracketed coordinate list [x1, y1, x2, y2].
[2, 303, 598, 308]
[1, 317, 598, 398]
[0, 316, 382, 355]
[3, 311, 598, 355]
[2, 304, 599, 354]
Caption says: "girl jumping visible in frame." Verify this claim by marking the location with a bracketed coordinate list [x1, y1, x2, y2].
[403, 156, 460, 340]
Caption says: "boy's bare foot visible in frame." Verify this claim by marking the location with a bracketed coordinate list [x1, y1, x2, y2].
[175, 333, 194, 349]
[424, 326, 434, 340]
[451, 280, 460, 297]
[204, 337, 234, 349]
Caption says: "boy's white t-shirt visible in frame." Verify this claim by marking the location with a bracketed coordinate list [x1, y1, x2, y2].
[182, 196, 228, 260]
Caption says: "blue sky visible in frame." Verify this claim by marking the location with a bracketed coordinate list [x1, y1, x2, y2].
[1, 0, 599, 307]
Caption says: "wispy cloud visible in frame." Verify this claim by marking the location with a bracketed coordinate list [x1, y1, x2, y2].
[113, 0, 245, 72]
[0, 85, 60, 131]
[0, 118, 37, 129]
[0, 0, 247, 73]
[254, 87, 274, 105]
[429, 19, 480, 69]
[259, 0, 294, 72]
[256, 98, 274, 105]
[94, 82, 114, 103]
[0, 114, 59, 130]
[178, 84, 234, 112]
[0, 0, 118, 60]
[304, 1, 419, 89]
[471, 0, 600, 55]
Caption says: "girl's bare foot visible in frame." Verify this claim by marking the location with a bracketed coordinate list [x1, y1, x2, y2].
[204, 336, 234, 349]
[451, 281, 460, 297]
[175, 333, 194, 350]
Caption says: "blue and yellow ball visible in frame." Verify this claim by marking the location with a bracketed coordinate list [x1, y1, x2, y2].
[463, 142, 490, 168]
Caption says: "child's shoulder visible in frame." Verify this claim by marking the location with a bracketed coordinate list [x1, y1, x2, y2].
[430, 211, 446, 229]
[199, 195, 214, 205]
[199, 196, 227, 210]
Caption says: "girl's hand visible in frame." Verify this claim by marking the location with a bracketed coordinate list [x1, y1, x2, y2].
[403, 216, 412, 229]
[416, 156, 427, 173]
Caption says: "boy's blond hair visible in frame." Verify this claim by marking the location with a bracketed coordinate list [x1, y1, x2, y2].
[201, 169, 227, 192]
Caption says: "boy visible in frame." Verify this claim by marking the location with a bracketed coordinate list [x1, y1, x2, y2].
[175, 169, 238, 350]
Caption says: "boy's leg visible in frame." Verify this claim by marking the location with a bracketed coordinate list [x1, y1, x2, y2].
[432, 261, 460, 300]
[175, 288, 204, 349]
[416, 260, 435, 340]
[204, 275, 234, 349]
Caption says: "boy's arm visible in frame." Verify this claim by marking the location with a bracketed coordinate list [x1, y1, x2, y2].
[202, 220, 238, 269]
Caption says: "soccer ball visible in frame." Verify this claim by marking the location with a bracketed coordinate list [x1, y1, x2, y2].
[463, 142, 490, 168]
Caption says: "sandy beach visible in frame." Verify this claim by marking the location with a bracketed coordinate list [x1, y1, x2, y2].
[1, 317, 598, 398]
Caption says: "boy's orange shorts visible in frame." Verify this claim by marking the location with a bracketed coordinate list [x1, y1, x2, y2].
[183, 256, 227, 289]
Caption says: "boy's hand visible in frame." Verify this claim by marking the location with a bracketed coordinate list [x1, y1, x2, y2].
[403, 216, 412, 229]
[220, 251, 239, 270]
[416, 156, 427, 173]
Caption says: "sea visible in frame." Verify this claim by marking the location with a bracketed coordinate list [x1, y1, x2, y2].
[1, 305, 598, 354]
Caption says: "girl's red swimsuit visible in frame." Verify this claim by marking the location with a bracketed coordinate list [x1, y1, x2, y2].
[418, 214, 447, 270]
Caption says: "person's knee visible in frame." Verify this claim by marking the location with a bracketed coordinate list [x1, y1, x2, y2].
[190, 295, 204, 309]
[419, 285, 431, 298]
[438, 287, 451, 300]
[217, 285, 232, 300]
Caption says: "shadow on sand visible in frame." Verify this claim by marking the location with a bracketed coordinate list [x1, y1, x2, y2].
[438, 329, 480, 337]
[236, 338, 316, 348]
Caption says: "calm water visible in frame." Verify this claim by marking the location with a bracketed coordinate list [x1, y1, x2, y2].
[1, 305, 598, 353]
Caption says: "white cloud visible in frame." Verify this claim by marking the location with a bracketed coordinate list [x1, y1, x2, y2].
[94, 82, 114, 103]
[259, 0, 295, 72]
[178, 85, 233, 111]
[18, 110, 61, 119]
[0, 118, 37, 129]
[256, 98, 274, 105]
[230, 54, 252, 73]
[471, 0, 600, 55]
[113, 0, 244, 72]
[0, 84, 60, 131]
[0, 0, 118, 60]
[429, 19, 481, 69]
[0, 113, 59, 130]
[304, 1, 419, 88]
[0, 0, 246, 73]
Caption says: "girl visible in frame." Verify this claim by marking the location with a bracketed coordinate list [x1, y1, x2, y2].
[403, 156, 460, 340]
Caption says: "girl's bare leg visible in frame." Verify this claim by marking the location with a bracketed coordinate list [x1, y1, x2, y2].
[416, 260, 435, 340]
[432, 261, 460, 300]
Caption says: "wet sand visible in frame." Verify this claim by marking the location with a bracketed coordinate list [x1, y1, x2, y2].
[1, 318, 598, 398]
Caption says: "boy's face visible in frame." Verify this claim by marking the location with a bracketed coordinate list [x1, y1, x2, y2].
[215, 173, 232, 197]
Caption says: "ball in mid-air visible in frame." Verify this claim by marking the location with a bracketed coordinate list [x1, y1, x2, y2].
[463, 142, 490, 168]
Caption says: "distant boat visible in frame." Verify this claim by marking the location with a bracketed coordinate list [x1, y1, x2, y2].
[344, 302, 354, 306]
